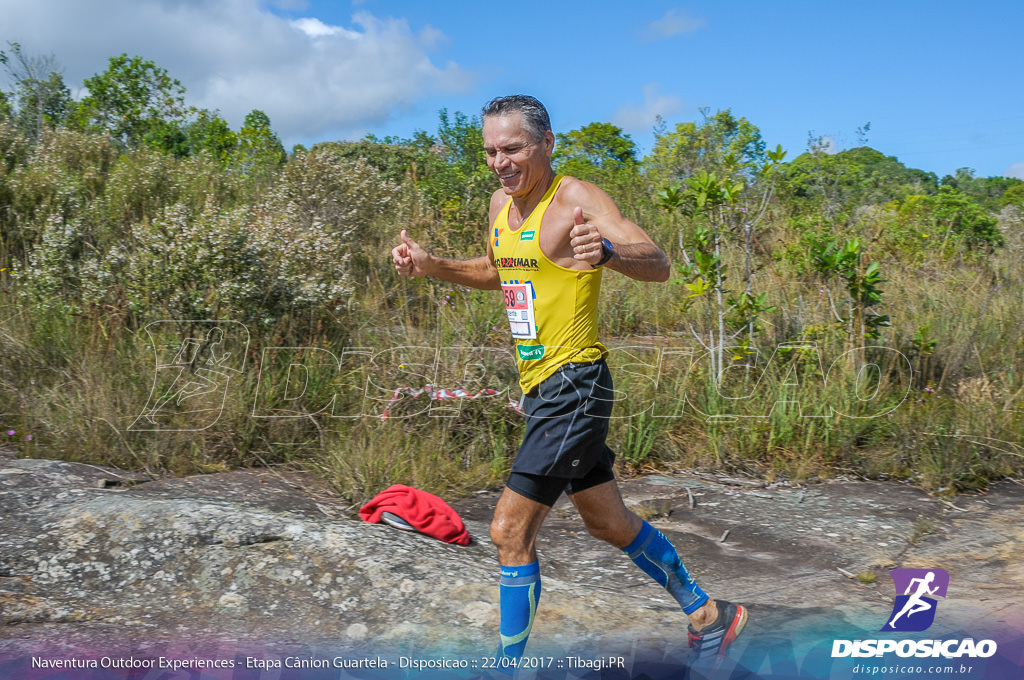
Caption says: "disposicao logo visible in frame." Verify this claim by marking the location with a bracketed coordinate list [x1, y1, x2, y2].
[882, 568, 948, 632]
[831, 567, 997, 659]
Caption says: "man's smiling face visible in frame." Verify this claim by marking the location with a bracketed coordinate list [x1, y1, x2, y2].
[483, 113, 554, 198]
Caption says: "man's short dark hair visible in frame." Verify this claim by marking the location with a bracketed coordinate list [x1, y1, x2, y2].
[482, 95, 551, 142]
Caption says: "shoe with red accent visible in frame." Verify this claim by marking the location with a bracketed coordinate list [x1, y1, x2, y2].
[688, 600, 748, 660]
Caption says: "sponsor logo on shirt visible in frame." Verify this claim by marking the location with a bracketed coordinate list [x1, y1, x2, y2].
[494, 257, 539, 270]
[517, 344, 545, 361]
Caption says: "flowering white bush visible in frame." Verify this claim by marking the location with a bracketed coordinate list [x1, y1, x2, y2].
[76, 200, 355, 324]
[273, 148, 396, 243]
[6, 127, 116, 250]
[17, 146, 397, 326]
[17, 213, 87, 314]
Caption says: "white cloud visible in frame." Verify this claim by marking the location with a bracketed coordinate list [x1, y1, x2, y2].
[611, 84, 685, 132]
[0, 0, 473, 145]
[1005, 162, 1024, 180]
[290, 17, 359, 40]
[643, 9, 706, 41]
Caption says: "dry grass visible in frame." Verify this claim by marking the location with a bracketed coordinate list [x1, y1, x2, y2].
[1, 142, 1021, 504]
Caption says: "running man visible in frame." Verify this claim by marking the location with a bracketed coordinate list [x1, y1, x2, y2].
[889, 571, 939, 628]
[392, 95, 747, 662]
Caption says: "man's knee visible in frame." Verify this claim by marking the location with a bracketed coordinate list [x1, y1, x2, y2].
[582, 511, 640, 548]
[489, 514, 510, 547]
[489, 512, 536, 561]
[583, 517, 621, 543]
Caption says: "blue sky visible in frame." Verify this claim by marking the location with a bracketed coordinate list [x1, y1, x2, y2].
[2, 0, 1022, 179]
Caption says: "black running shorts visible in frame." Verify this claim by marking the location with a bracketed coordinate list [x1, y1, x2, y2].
[507, 360, 617, 505]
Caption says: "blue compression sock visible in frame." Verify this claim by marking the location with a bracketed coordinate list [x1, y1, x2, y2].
[623, 521, 709, 615]
[499, 561, 541, 659]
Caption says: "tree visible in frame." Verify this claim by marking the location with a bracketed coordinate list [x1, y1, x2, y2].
[75, 54, 188, 151]
[233, 109, 286, 183]
[323, 136, 420, 186]
[809, 236, 890, 354]
[659, 144, 785, 384]
[1002, 183, 1024, 209]
[187, 109, 237, 165]
[407, 109, 492, 254]
[899, 185, 1002, 250]
[0, 42, 73, 140]
[782, 145, 938, 220]
[553, 122, 637, 175]
[552, 122, 641, 201]
[647, 108, 766, 186]
[941, 167, 1024, 212]
[434, 108, 487, 176]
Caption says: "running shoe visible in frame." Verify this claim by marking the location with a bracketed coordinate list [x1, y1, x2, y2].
[688, 599, 748, 660]
[380, 511, 415, 531]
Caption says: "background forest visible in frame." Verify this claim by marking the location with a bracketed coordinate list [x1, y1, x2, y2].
[1, 48, 1022, 504]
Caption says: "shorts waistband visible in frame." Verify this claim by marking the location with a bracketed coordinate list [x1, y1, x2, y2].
[524, 359, 606, 399]
[555, 358, 605, 373]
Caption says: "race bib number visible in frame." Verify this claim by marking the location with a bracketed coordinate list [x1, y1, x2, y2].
[501, 282, 537, 340]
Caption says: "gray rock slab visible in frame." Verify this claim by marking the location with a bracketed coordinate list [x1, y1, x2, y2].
[1, 453, 1021, 665]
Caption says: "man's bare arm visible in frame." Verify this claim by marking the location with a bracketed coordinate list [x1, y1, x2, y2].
[562, 182, 671, 282]
[392, 230, 501, 290]
[423, 254, 502, 290]
[602, 241, 671, 282]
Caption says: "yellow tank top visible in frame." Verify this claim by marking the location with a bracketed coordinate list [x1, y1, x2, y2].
[491, 175, 606, 394]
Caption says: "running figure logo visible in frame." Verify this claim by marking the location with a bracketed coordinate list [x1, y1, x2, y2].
[881, 568, 950, 632]
[129, 321, 249, 431]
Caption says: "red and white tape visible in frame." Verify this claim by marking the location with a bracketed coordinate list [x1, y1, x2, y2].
[379, 386, 522, 421]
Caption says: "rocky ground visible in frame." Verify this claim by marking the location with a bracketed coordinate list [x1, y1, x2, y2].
[1, 444, 1022, 676]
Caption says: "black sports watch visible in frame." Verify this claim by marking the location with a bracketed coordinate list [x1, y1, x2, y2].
[593, 237, 615, 268]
